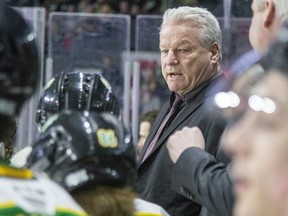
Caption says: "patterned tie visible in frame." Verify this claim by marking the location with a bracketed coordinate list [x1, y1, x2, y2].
[141, 96, 184, 163]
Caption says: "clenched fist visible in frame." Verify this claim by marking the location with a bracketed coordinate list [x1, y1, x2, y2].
[167, 127, 205, 163]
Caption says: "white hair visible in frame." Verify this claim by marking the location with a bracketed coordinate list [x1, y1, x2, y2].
[160, 6, 222, 59]
[257, 0, 288, 21]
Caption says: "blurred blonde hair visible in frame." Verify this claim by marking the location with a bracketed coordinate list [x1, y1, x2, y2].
[72, 186, 137, 216]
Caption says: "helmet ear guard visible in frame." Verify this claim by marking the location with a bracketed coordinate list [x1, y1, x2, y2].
[28, 110, 137, 191]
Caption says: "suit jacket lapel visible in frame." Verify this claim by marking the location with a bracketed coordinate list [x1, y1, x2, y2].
[139, 99, 204, 167]
[151, 100, 203, 154]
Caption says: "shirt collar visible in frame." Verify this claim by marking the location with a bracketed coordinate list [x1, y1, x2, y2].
[170, 72, 224, 107]
[169, 92, 186, 108]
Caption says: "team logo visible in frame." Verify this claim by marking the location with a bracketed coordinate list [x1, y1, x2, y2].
[97, 129, 118, 148]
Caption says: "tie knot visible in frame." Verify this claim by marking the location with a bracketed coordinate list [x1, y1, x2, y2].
[174, 95, 184, 104]
[171, 96, 184, 111]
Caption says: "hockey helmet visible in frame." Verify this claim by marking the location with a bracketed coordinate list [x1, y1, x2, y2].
[36, 72, 119, 130]
[28, 110, 136, 191]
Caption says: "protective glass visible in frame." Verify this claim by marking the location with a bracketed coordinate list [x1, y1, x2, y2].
[212, 63, 276, 124]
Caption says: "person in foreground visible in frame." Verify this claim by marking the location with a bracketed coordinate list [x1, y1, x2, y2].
[0, 2, 87, 216]
[167, 1, 288, 215]
[27, 110, 170, 216]
[137, 6, 226, 216]
[223, 27, 288, 216]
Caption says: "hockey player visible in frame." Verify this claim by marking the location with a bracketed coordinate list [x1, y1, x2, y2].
[0, 3, 87, 215]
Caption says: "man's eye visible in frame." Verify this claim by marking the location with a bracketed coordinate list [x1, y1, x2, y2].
[161, 50, 168, 55]
[178, 49, 189, 53]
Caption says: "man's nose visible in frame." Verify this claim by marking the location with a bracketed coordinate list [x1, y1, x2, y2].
[166, 50, 178, 65]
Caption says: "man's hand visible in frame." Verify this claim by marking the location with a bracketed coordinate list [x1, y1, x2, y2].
[167, 127, 205, 163]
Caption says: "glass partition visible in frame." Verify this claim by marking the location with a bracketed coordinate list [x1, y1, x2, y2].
[14, 7, 46, 150]
[219, 17, 252, 71]
[131, 15, 165, 142]
[46, 12, 131, 125]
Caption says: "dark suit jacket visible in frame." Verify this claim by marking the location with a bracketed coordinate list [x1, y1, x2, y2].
[171, 147, 233, 216]
[136, 75, 226, 216]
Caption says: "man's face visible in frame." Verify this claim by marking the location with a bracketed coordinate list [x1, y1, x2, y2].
[159, 24, 219, 96]
[137, 121, 151, 154]
[223, 71, 288, 216]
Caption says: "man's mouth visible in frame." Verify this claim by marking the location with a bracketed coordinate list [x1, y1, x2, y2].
[168, 72, 182, 77]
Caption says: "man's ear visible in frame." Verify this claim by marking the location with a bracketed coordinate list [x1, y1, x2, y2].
[264, 0, 275, 27]
[210, 42, 220, 63]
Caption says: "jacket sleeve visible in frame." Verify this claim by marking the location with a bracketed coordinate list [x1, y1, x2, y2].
[171, 147, 234, 216]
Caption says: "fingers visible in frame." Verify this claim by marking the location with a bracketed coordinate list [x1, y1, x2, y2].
[167, 127, 204, 163]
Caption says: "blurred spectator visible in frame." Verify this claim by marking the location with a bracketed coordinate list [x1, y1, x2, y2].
[118, 0, 131, 14]
[5, 0, 44, 6]
[137, 109, 159, 156]
[101, 54, 124, 98]
[130, 2, 141, 16]
[139, 0, 161, 14]
[170, 0, 252, 17]
[139, 59, 163, 115]
[36, 0, 254, 17]
[140, 84, 161, 115]
[97, 1, 115, 13]
[55, 0, 78, 12]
